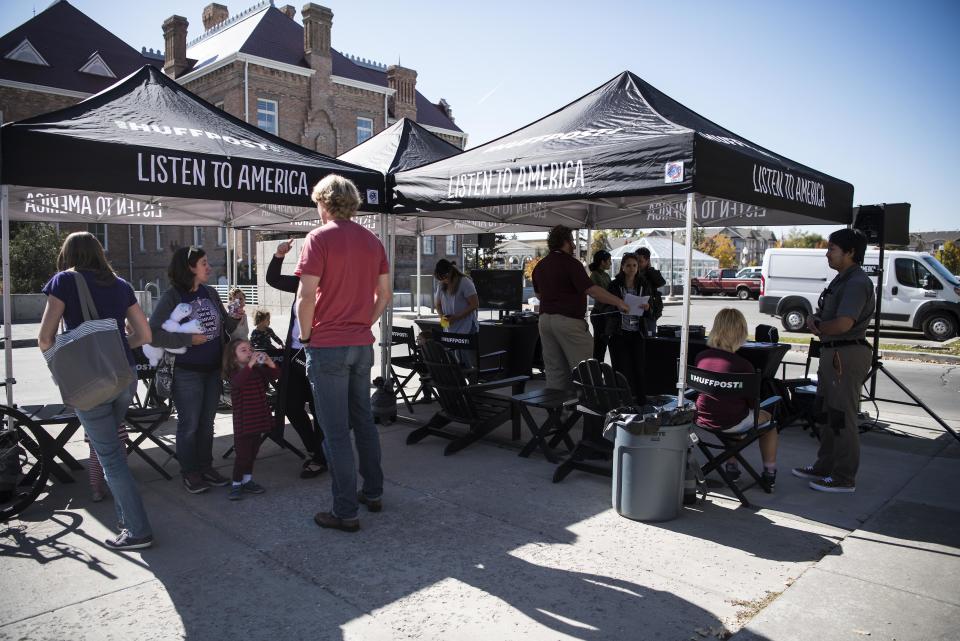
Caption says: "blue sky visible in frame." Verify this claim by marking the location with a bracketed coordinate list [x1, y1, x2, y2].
[2, 0, 958, 233]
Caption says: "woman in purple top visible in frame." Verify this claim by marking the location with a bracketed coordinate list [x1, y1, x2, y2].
[694, 308, 779, 487]
[148, 246, 240, 494]
[38, 232, 155, 550]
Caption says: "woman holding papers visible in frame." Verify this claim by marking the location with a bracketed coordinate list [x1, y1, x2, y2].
[604, 253, 653, 405]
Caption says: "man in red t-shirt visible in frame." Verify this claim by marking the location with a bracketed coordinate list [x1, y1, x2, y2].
[532, 225, 629, 392]
[295, 175, 391, 532]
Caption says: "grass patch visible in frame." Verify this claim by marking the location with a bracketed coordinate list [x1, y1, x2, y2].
[777, 336, 960, 356]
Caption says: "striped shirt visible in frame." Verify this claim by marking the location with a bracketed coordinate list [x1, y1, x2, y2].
[229, 365, 279, 436]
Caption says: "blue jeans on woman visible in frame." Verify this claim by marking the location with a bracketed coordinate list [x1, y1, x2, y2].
[75, 381, 152, 539]
[306, 345, 383, 520]
[171, 368, 221, 476]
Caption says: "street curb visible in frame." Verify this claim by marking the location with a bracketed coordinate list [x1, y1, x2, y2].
[788, 343, 960, 365]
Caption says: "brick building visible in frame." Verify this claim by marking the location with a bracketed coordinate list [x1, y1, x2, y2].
[162, 1, 468, 288]
[1, 0, 467, 292]
[0, 0, 230, 292]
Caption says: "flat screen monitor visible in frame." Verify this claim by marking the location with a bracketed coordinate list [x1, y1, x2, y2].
[470, 269, 523, 311]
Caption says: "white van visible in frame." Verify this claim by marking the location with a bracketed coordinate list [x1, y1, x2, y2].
[759, 248, 960, 341]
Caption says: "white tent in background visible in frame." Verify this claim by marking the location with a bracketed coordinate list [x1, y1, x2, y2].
[610, 237, 718, 293]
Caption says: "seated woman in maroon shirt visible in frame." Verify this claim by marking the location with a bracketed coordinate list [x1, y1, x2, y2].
[694, 308, 778, 487]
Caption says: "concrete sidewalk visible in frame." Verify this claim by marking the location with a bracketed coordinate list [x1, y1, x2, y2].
[1, 367, 958, 640]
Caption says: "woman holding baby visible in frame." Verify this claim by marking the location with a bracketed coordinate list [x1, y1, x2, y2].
[149, 246, 242, 495]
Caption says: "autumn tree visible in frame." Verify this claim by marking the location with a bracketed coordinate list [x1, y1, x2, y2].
[935, 240, 960, 275]
[698, 234, 738, 268]
[590, 230, 610, 256]
[523, 256, 542, 284]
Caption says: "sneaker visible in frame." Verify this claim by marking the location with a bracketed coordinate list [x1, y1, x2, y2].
[104, 529, 153, 551]
[200, 468, 230, 487]
[183, 474, 211, 494]
[791, 465, 826, 481]
[358, 492, 383, 513]
[241, 480, 265, 494]
[228, 485, 243, 501]
[761, 470, 777, 489]
[314, 511, 360, 533]
[300, 459, 327, 479]
[723, 462, 742, 481]
[809, 476, 855, 493]
[91, 489, 106, 503]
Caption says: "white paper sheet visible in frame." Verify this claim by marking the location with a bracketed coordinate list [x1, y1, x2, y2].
[624, 293, 649, 317]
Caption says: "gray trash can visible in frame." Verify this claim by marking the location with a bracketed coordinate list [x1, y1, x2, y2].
[606, 406, 694, 522]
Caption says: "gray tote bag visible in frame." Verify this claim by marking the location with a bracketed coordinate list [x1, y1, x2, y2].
[42, 272, 135, 411]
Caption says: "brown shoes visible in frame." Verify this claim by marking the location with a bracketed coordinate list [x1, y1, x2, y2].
[313, 511, 360, 532]
[358, 492, 383, 513]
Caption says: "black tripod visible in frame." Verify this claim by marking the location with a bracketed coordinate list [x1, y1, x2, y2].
[859, 208, 959, 444]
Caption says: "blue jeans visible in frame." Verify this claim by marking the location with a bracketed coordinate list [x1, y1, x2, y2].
[171, 368, 221, 476]
[306, 345, 383, 520]
[75, 381, 152, 538]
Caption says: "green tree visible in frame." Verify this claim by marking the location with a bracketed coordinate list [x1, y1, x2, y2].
[9, 222, 65, 293]
[935, 240, 960, 274]
[781, 227, 826, 249]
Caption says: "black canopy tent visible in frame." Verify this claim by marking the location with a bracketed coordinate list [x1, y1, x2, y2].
[0, 65, 387, 405]
[255, 117, 551, 237]
[393, 70, 855, 398]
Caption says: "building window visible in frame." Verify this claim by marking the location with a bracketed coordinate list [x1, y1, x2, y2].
[218, 227, 227, 247]
[423, 235, 435, 255]
[445, 235, 457, 255]
[88, 223, 107, 251]
[193, 227, 203, 246]
[155, 226, 163, 251]
[257, 98, 278, 135]
[356, 117, 374, 145]
[138, 225, 145, 252]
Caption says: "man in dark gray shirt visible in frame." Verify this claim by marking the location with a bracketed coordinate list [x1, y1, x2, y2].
[792, 228, 875, 493]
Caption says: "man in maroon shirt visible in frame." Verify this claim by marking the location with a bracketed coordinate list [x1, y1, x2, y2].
[295, 175, 391, 533]
[532, 226, 629, 391]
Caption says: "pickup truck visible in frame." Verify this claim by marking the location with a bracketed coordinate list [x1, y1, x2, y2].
[690, 268, 761, 300]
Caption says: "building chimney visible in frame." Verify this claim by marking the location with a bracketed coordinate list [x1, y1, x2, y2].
[162, 15, 189, 79]
[280, 5, 296, 19]
[437, 98, 454, 122]
[302, 4, 333, 58]
[202, 4, 229, 31]
[386, 65, 417, 121]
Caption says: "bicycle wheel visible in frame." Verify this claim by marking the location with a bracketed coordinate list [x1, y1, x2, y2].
[0, 406, 52, 521]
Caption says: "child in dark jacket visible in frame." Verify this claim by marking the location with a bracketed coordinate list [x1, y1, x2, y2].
[222, 339, 279, 500]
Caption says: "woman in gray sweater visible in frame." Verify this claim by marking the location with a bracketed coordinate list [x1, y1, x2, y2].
[148, 246, 240, 494]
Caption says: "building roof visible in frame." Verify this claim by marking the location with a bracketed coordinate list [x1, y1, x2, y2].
[611, 237, 718, 263]
[0, 0, 157, 95]
[184, 2, 461, 133]
[911, 230, 960, 243]
[708, 226, 777, 242]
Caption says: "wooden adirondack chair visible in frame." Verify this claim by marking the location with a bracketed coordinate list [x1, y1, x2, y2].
[406, 340, 528, 456]
[552, 359, 635, 483]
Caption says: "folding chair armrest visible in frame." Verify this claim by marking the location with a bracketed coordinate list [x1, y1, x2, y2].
[759, 395, 782, 410]
[782, 377, 813, 388]
[467, 375, 530, 393]
[683, 389, 698, 400]
[479, 349, 508, 360]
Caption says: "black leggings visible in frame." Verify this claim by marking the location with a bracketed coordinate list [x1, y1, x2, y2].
[590, 315, 608, 362]
[283, 364, 326, 464]
[609, 331, 647, 405]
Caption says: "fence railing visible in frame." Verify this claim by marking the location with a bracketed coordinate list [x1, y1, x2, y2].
[212, 285, 259, 305]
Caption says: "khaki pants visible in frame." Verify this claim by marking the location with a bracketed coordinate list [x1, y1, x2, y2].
[813, 344, 872, 485]
[538, 313, 594, 392]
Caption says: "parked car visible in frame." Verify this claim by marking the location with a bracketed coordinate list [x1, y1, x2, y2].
[690, 268, 761, 299]
[736, 266, 762, 279]
[759, 248, 960, 341]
